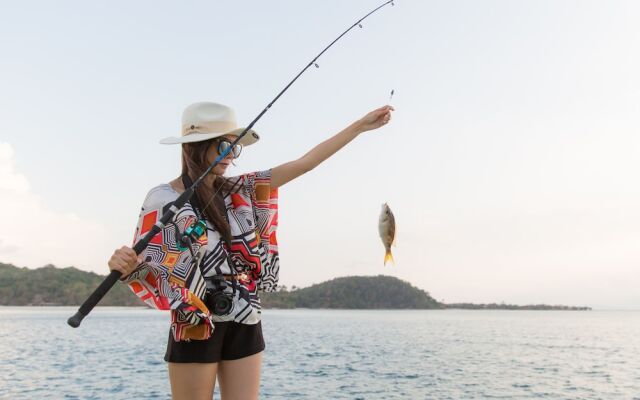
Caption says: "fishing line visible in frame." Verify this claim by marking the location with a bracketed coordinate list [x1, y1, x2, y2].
[68, 0, 396, 328]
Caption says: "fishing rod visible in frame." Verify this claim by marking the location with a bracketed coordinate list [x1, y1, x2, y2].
[68, 0, 394, 328]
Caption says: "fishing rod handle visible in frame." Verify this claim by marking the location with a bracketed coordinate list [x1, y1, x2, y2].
[67, 222, 166, 328]
[67, 190, 194, 328]
[67, 269, 122, 327]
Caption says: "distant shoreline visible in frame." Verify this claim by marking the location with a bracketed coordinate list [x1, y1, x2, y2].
[0, 263, 592, 310]
[0, 305, 608, 312]
[444, 304, 591, 311]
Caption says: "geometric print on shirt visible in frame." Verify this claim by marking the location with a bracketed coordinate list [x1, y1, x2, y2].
[123, 169, 279, 341]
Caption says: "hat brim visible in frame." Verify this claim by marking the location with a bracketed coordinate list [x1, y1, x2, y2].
[159, 127, 260, 146]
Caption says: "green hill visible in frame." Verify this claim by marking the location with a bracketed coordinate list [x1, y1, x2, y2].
[0, 262, 141, 306]
[0, 263, 441, 309]
[260, 275, 444, 309]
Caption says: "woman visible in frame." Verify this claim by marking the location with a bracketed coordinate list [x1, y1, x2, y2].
[108, 101, 393, 400]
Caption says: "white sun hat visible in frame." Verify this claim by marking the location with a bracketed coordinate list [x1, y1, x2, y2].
[160, 102, 260, 146]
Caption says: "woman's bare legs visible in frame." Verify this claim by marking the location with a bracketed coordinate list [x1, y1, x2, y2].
[218, 352, 262, 400]
[168, 362, 218, 400]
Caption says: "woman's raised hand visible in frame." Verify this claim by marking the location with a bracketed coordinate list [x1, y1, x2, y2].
[356, 105, 394, 133]
[108, 246, 143, 278]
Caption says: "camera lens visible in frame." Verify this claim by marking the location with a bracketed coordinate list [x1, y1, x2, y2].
[212, 293, 233, 316]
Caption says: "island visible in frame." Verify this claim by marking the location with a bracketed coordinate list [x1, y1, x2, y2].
[0, 262, 590, 310]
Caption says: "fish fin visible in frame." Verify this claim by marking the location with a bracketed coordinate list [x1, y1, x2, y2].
[384, 250, 395, 266]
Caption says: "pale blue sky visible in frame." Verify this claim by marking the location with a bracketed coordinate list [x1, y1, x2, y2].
[1, 0, 639, 308]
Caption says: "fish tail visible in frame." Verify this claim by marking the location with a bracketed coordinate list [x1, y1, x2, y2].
[384, 250, 395, 266]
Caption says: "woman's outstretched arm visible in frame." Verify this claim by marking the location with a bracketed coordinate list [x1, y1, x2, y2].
[271, 105, 394, 189]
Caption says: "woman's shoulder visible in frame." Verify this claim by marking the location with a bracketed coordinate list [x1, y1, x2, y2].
[227, 169, 272, 182]
[225, 169, 272, 192]
[142, 183, 180, 209]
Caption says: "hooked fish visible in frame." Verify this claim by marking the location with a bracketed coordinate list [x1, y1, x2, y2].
[378, 203, 396, 265]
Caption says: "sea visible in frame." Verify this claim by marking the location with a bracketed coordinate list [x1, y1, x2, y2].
[0, 307, 638, 399]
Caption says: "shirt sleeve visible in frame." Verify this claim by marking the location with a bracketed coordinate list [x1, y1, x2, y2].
[122, 185, 214, 340]
[243, 169, 280, 292]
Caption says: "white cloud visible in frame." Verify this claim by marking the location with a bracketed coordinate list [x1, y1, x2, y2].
[0, 143, 29, 193]
[0, 142, 107, 269]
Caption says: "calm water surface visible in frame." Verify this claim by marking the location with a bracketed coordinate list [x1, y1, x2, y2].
[0, 307, 639, 399]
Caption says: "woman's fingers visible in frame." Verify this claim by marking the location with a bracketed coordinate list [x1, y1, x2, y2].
[376, 106, 394, 122]
[376, 104, 394, 112]
[119, 246, 138, 262]
[125, 248, 139, 264]
[108, 258, 128, 275]
[370, 107, 392, 122]
[374, 109, 392, 126]
[379, 105, 394, 115]
[111, 262, 128, 275]
[357, 105, 394, 133]
[108, 246, 142, 276]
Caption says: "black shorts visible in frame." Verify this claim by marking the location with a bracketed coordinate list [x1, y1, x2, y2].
[164, 321, 265, 363]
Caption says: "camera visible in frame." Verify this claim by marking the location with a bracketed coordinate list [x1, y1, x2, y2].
[204, 276, 234, 316]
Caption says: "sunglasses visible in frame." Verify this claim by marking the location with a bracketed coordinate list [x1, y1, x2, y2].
[213, 138, 243, 159]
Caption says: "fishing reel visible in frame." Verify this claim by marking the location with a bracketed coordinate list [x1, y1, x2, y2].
[176, 219, 207, 252]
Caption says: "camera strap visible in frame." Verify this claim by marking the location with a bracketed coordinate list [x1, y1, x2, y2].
[181, 174, 238, 295]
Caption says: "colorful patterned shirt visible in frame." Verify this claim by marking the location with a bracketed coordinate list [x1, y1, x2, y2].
[123, 170, 279, 341]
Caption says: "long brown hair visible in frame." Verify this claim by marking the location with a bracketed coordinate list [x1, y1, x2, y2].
[181, 139, 233, 245]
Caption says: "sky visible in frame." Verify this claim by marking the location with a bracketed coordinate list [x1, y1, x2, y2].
[1, 0, 639, 309]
